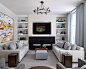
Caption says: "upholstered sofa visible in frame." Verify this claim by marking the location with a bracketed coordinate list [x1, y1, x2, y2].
[53, 42, 84, 62]
[56, 58, 86, 69]
[0, 42, 29, 62]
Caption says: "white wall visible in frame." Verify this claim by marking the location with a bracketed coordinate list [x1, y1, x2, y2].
[0, 3, 17, 45]
[28, 15, 67, 43]
[28, 15, 56, 36]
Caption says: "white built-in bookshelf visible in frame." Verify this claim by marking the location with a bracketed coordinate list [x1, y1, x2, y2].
[17, 15, 28, 44]
[56, 16, 67, 43]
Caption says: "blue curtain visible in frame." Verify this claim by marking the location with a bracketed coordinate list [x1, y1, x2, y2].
[67, 12, 72, 43]
[84, 1, 86, 60]
[75, 4, 84, 47]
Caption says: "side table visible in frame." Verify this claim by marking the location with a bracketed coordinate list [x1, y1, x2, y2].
[62, 53, 72, 68]
[8, 53, 18, 67]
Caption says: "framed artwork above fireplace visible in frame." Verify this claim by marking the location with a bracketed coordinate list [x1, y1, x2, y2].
[33, 22, 51, 34]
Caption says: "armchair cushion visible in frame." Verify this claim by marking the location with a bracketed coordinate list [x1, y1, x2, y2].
[56, 62, 66, 69]
[0, 58, 5, 68]
[80, 65, 86, 69]
[72, 67, 80, 69]
[1, 67, 9, 69]
[15, 64, 25, 69]
[78, 58, 86, 67]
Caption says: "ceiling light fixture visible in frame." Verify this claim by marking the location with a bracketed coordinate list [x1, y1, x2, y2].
[33, 1, 51, 15]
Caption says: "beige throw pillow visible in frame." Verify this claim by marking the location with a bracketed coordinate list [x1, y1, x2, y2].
[3, 46, 9, 50]
[70, 44, 77, 50]
[3, 43, 10, 50]
[64, 42, 70, 49]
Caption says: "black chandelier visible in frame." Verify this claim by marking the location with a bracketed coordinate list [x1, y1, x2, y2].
[33, 1, 51, 15]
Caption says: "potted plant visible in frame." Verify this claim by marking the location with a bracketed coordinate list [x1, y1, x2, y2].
[42, 44, 46, 48]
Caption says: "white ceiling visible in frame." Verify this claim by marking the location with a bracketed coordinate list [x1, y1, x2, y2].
[0, 0, 85, 15]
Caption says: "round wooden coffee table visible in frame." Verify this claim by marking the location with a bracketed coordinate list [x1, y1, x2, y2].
[29, 66, 52, 69]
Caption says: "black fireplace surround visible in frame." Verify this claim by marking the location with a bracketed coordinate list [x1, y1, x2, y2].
[29, 36, 55, 50]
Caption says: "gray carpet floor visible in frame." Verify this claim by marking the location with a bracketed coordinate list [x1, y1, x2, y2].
[19, 50, 58, 69]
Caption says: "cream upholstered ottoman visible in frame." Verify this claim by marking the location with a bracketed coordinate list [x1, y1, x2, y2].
[36, 50, 48, 59]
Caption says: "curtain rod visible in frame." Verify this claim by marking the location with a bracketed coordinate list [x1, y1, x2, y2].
[71, 3, 84, 12]
[71, 8, 76, 12]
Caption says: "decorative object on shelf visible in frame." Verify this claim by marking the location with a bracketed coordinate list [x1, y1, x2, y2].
[20, 31, 23, 33]
[57, 25, 61, 28]
[18, 38, 20, 40]
[23, 30, 27, 34]
[21, 20, 25, 22]
[61, 24, 65, 28]
[18, 25, 22, 28]
[25, 26, 27, 28]
[19, 31, 23, 35]
[20, 37, 26, 40]
[0, 12, 13, 43]
[62, 37, 65, 40]
[33, 1, 51, 15]
[61, 31, 66, 34]
[57, 18, 63, 22]
[57, 33, 60, 34]
[42, 44, 46, 48]
[64, 31, 66, 34]
[59, 18, 62, 21]
[64, 20, 66, 22]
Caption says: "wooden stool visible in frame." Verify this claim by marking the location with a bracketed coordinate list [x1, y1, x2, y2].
[62, 53, 72, 68]
[8, 53, 18, 67]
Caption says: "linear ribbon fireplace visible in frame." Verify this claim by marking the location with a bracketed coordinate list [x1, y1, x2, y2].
[29, 36, 55, 50]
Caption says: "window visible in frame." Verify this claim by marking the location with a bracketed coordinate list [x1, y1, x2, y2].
[71, 10, 76, 44]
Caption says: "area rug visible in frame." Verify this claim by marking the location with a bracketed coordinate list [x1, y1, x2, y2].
[19, 50, 58, 69]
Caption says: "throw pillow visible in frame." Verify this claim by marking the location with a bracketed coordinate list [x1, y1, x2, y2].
[65, 45, 71, 50]
[71, 44, 77, 50]
[9, 43, 16, 50]
[3, 46, 9, 50]
[17, 41, 24, 47]
[16, 42, 23, 49]
[9, 42, 16, 50]
[64, 42, 70, 49]
[80, 65, 86, 69]
[62, 41, 67, 48]
[3, 43, 10, 50]
[58, 42, 64, 48]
